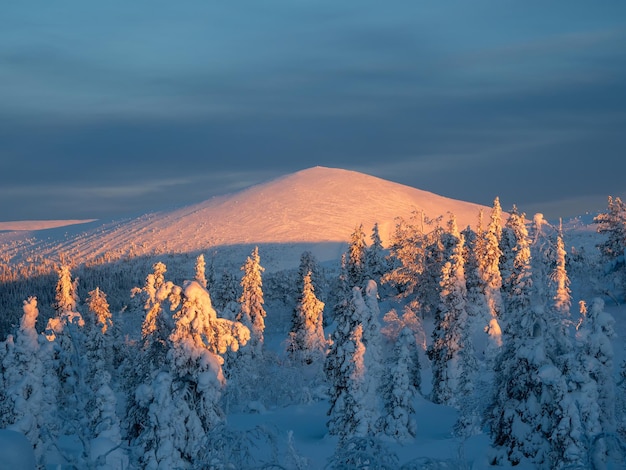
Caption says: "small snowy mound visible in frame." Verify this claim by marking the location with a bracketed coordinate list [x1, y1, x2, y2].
[0, 429, 36, 470]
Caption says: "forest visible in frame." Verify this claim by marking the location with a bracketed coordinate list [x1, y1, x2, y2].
[1, 196, 626, 469]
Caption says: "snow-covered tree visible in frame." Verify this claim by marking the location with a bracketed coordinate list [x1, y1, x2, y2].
[131, 280, 249, 469]
[488, 214, 583, 467]
[194, 253, 207, 289]
[550, 233, 572, 331]
[499, 206, 532, 326]
[53, 264, 81, 323]
[326, 286, 381, 440]
[138, 261, 176, 343]
[1, 297, 52, 463]
[238, 247, 266, 357]
[298, 250, 325, 301]
[575, 298, 617, 467]
[86, 287, 112, 334]
[365, 222, 388, 285]
[427, 220, 476, 416]
[212, 270, 240, 312]
[594, 196, 626, 301]
[381, 327, 418, 441]
[83, 297, 125, 469]
[477, 199, 504, 350]
[287, 271, 327, 364]
[595, 195, 626, 264]
[347, 224, 368, 288]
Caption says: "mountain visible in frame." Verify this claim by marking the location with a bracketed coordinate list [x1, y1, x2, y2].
[1, 166, 492, 269]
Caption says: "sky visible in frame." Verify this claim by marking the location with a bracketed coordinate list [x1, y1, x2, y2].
[1, 1, 625, 223]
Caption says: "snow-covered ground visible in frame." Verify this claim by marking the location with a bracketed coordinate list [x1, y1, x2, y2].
[1, 167, 625, 469]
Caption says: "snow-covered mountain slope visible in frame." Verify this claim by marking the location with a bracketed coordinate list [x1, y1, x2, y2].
[1, 167, 491, 268]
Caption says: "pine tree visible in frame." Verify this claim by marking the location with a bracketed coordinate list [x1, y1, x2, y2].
[238, 247, 266, 357]
[288, 271, 327, 364]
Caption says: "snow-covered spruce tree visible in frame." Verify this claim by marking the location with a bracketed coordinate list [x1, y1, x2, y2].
[330, 252, 351, 326]
[45, 265, 106, 466]
[1, 297, 52, 463]
[551, 233, 571, 318]
[83, 289, 125, 468]
[381, 306, 423, 395]
[594, 196, 626, 301]
[575, 298, 617, 467]
[488, 212, 583, 468]
[237, 246, 266, 358]
[499, 206, 531, 326]
[365, 222, 388, 286]
[287, 271, 327, 364]
[477, 199, 504, 350]
[381, 327, 418, 441]
[137, 261, 173, 344]
[298, 250, 325, 302]
[212, 270, 240, 313]
[461, 223, 486, 320]
[347, 224, 368, 288]
[326, 285, 381, 440]
[194, 253, 207, 289]
[86, 287, 112, 334]
[427, 217, 478, 434]
[382, 211, 427, 300]
[132, 280, 250, 469]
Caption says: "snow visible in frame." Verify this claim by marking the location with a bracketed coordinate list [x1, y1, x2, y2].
[0, 429, 36, 470]
[0, 166, 492, 269]
[2, 166, 626, 469]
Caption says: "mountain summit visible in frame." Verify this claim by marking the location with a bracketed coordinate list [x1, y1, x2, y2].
[4, 167, 491, 266]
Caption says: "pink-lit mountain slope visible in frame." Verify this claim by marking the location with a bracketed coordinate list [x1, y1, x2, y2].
[2, 167, 493, 267]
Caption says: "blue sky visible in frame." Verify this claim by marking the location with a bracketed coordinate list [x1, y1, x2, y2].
[1, 1, 625, 222]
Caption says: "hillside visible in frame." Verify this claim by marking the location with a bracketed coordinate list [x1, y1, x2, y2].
[0, 167, 491, 269]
